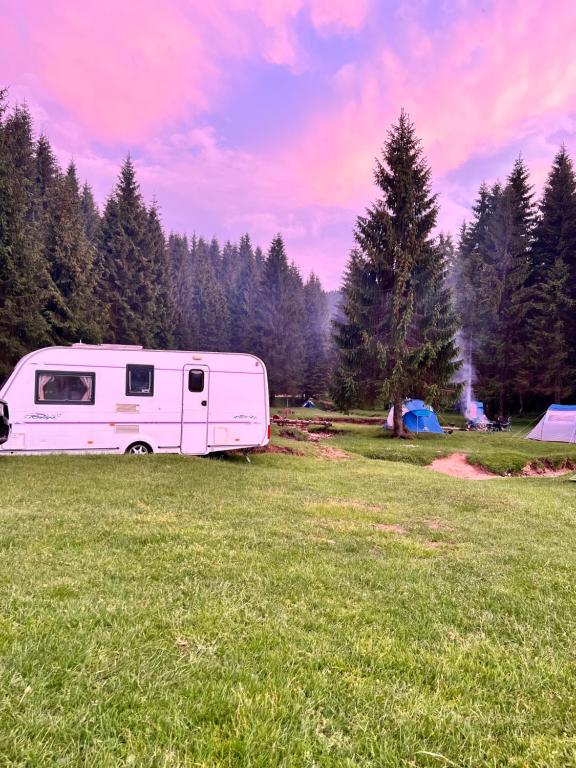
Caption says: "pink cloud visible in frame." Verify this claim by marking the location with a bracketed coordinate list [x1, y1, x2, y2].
[13, 0, 215, 143]
[285, 0, 576, 208]
[1, 0, 371, 142]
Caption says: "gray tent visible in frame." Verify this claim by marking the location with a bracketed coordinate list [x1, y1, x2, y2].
[526, 405, 576, 443]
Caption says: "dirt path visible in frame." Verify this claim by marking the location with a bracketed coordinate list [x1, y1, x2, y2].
[427, 452, 499, 480]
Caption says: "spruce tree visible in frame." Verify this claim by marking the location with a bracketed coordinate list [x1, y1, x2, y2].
[0, 99, 53, 380]
[531, 147, 576, 395]
[303, 273, 330, 398]
[42, 161, 101, 344]
[229, 234, 258, 353]
[332, 249, 376, 411]
[333, 112, 459, 434]
[187, 237, 230, 351]
[98, 157, 150, 345]
[143, 203, 175, 348]
[456, 183, 500, 374]
[167, 233, 194, 348]
[80, 182, 101, 245]
[526, 255, 574, 402]
[254, 234, 305, 399]
[477, 160, 535, 415]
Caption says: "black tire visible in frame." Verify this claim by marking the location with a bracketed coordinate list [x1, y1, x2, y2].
[125, 442, 153, 455]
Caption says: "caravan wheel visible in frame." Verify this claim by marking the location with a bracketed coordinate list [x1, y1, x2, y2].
[125, 442, 153, 455]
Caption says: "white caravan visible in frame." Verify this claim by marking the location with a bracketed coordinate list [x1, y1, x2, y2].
[0, 344, 270, 456]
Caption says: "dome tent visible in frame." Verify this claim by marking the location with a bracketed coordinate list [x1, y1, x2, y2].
[385, 399, 444, 435]
[526, 404, 576, 443]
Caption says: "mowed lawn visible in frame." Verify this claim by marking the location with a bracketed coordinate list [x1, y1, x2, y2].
[1, 428, 576, 766]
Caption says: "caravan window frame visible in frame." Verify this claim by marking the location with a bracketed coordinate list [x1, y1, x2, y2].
[35, 370, 96, 405]
[188, 369, 205, 393]
[125, 364, 155, 397]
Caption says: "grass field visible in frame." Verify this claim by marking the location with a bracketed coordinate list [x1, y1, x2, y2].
[1, 423, 576, 766]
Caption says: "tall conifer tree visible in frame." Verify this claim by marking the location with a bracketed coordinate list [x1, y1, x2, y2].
[0, 99, 53, 379]
[254, 234, 305, 398]
[143, 203, 175, 348]
[42, 161, 101, 343]
[98, 157, 150, 344]
[303, 273, 330, 397]
[333, 112, 459, 434]
[531, 147, 576, 395]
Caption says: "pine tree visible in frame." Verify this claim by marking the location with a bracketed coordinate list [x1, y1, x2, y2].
[186, 237, 230, 351]
[34, 134, 59, 219]
[143, 203, 175, 348]
[526, 256, 574, 402]
[42, 161, 101, 344]
[333, 112, 459, 434]
[208, 237, 222, 280]
[229, 234, 258, 353]
[531, 146, 576, 396]
[332, 249, 377, 411]
[98, 157, 151, 345]
[476, 160, 535, 415]
[0, 99, 54, 380]
[167, 233, 193, 347]
[303, 273, 330, 398]
[254, 234, 305, 399]
[456, 184, 499, 364]
[80, 182, 100, 245]
[221, 239, 240, 303]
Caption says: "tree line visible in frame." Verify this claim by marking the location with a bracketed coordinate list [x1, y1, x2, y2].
[454, 151, 576, 415]
[0, 92, 332, 397]
[331, 112, 576, 431]
[2, 89, 574, 425]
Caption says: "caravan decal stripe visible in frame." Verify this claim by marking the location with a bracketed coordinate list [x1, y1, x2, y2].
[49, 363, 262, 374]
[16, 420, 259, 426]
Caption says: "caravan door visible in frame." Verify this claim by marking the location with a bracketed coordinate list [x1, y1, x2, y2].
[181, 365, 210, 455]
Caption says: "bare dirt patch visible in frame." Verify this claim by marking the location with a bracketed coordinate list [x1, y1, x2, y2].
[427, 452, 499, 480]
[521, 459, 575, 477]
[306, 431, 337, 442]
[318, 445, 353, 461]
[373, 523, 407, 534]
[252, 444, 303, 456]
[423, 519, 451, 531]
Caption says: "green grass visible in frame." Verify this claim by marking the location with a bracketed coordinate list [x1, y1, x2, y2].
[1, 430, 576, 766]
[331, 420, 576, 475]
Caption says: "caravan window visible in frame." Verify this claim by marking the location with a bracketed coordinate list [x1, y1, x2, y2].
[35, 371, 95, 404]
[188, 370, 204, 392]
[126, 365, 154, 396]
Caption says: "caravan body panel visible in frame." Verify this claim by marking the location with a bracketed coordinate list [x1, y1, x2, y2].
[0, 346, 269, 456]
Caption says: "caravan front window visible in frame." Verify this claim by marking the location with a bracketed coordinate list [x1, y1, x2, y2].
[35, 371, 95, 404]
[126, 365, 154, 396]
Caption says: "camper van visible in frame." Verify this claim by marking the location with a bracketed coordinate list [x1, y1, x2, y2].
[0, 345, 270, 456]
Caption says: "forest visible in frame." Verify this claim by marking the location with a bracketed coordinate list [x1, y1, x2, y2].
[1, 91, 575, 416]
[0, 92, 332, 398]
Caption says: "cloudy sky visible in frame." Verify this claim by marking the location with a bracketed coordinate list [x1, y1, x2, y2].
[2, 0, 576, 288]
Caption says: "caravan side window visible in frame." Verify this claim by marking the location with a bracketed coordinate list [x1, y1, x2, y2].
[35, 371, 95, 404]
[188, 370, 204, 392]
[126, 365, 154, 396]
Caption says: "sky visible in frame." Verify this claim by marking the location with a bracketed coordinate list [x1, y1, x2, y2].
[2, 0, 576, 289]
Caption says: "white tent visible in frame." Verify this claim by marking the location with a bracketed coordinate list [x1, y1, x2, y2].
[526, 405, 576, 443]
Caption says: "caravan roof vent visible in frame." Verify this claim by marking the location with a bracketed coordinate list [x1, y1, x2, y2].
[72, 343, 144, 350]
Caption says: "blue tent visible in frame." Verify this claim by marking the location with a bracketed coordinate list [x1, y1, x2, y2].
[386, 399, 444, 434]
